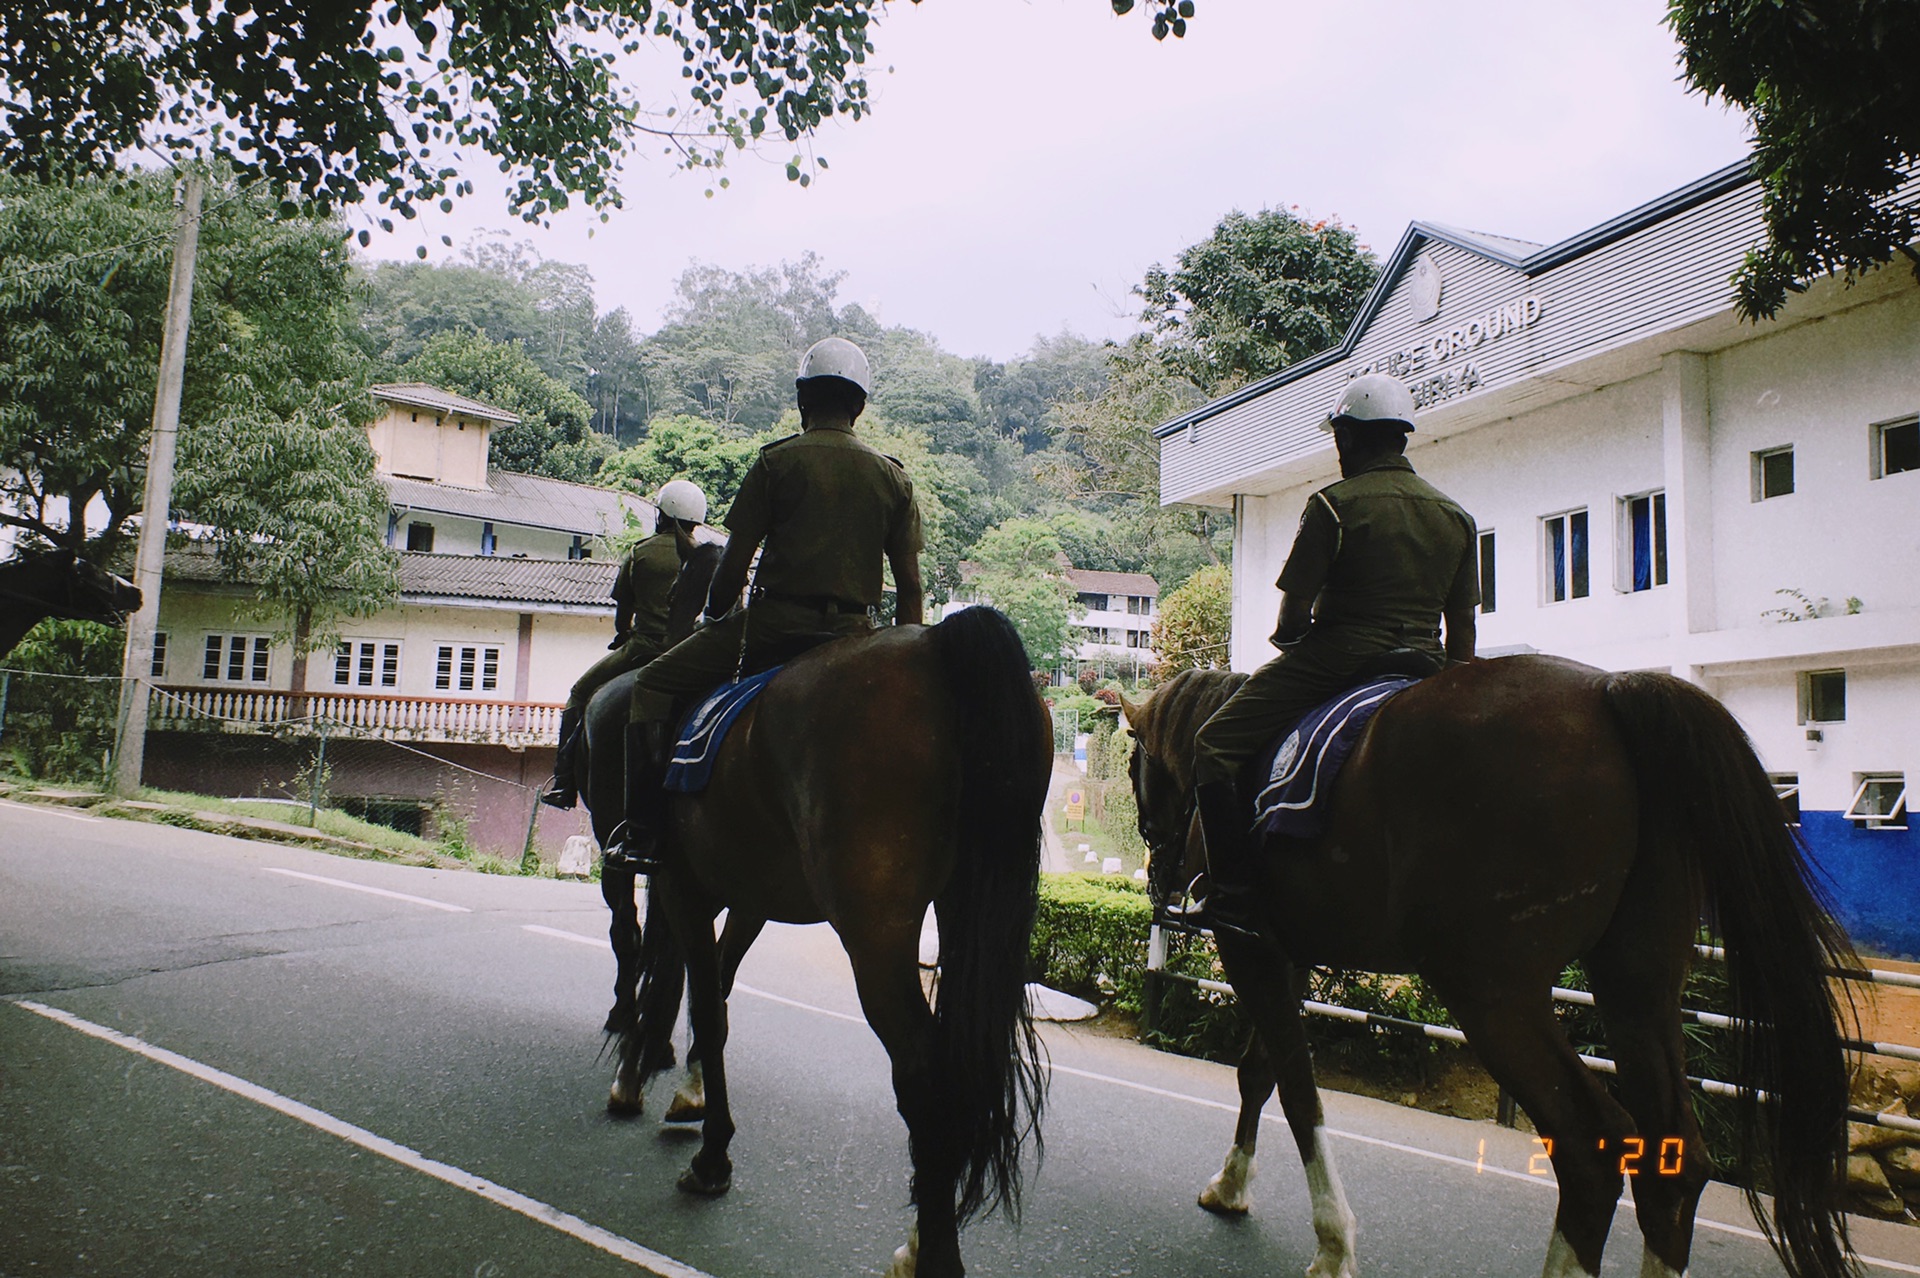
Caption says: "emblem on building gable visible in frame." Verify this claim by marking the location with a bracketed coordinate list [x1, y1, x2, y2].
[1410, 253, 1443, 322]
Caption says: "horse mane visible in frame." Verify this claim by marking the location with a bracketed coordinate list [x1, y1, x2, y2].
[1133, 667, 1246, 790]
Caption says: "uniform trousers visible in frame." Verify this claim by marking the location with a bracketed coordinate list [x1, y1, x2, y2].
[1192, 634, 1432, 790]
[629, 600, 877, 722]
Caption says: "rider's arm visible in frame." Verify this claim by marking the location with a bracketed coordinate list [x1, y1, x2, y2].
[706, 459, 769, 620]
[704, 535, 757, 621]
[1442, 518, 1480, 663]
[886, 489, 926, 626]
[1272, 493, 1338, 649]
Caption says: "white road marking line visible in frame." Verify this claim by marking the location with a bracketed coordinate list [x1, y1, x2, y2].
[523, 923, 602, 946]
[0, 798, 100, 823]
[10, 999, 715, 1278]
[264, 867, 470, 913]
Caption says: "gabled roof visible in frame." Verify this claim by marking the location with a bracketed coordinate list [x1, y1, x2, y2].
[371, 382, 521, 425]
[1154, 158, 1757, 438]
[385, 469, 654, 538]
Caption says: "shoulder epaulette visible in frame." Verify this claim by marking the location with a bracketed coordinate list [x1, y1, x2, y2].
[883, 453, 907, 469]
[760, 433, 802, 452]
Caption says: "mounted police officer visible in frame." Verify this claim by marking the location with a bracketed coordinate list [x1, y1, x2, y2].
[603, 336, 925, 870]
[1172, 373, 1480, 936]
[542, 480, 710, 810]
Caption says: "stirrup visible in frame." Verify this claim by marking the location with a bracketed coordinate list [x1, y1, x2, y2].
[1164, 875, 1262, 941]
[540, 780, 577, 810]
[602, 822, 663, 874]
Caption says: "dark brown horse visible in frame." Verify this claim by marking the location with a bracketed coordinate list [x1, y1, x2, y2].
[0, 547, 141, 657]
[1123, 658, 1856, 1278]
[619, 599, 1052, 1278]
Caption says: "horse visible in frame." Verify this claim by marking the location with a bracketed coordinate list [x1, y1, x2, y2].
[574, 532, 764, 1116]
[1122, 658, 1856, 1278]
[617, 596, 1053, 1278]
[0, 546, 142, 657]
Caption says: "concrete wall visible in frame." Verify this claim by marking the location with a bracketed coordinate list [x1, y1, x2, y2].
[368, 405, 492, 489]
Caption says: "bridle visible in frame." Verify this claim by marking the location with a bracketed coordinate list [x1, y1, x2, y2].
[1129, 740, 1197, 900]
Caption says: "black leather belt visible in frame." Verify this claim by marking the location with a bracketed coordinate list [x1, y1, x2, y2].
[753, 589, 870, 615]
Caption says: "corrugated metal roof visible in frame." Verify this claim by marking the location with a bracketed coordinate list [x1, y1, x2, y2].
[1068, 568, 1159, 597]
[163, 544, 619, 608]
[1419, 223, 1544, 262]
[384, 469, 655, 537]
[370, 382, 521, 424]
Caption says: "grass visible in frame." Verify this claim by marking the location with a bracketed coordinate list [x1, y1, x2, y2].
[1050, 774, 1147, 877]
[128, 785, 449, 859]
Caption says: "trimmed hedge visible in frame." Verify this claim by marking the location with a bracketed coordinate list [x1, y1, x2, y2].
[1031, 872, 1153, 1011]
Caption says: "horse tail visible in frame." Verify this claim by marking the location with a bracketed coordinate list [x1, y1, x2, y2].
[927, 605, 1052, 1224]
[1601, 671, 1856, 1278]
[621, 877, 686, 1084]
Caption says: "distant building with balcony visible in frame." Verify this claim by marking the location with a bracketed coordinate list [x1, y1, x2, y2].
[139, 383, 653, 853]
[939, 562, 1160, 681]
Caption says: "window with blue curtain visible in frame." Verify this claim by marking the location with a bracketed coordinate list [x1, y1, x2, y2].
[1543, 510, 1589, 603]
[1626, 491, 1667, 592]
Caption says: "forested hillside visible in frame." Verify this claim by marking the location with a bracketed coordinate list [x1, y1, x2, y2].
[353, 205, 1378, 615]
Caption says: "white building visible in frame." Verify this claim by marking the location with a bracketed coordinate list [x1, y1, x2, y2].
[940, 562, 1161, 678]
[143, 383, 652, 851]
[1155, 162, 1919, 957]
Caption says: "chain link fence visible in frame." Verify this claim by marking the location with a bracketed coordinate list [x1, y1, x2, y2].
[0, 667, 592, 871]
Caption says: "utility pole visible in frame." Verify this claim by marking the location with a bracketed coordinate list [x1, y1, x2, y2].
[113, 169, 204, 796]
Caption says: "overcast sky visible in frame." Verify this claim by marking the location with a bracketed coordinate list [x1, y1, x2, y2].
[360, 0, 1754, 363]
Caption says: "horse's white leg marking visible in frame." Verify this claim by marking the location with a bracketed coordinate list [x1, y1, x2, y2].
[607, 1054, 644, 1115]
[883, 1224, 918, 1278]
[1197, 1142, 1257, 1214]
[1541, 1229, 1599, 1278]
[1303, 1127, 1359, 1278]
[664, 1059, 705, 1123]
[1636, 1247, 1685, 1278]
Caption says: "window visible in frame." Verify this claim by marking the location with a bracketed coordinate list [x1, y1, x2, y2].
[406, 521, 435, 552]
[1769, 774, 1801, 827]
[1126, 595, 1152, 616]
[202, 634, 270, 683]
[1618, 491, 1668, 592]
[1797, 669, 1846, 724]
[434, 644, 501, 693]
[1541, 509, 1589, 603]
[480, 521, 496, 556]
[150, 631, 168, 679]
[1126, 629, 1149, 649]
[1478, 530, 1496, 614]
[1752, 446, 1794, 501]
[1077, 592, 1108, 612]
[1872, 417, 1919, 479]
[1844, 774, 1908, 831]
[333, 640, 401, 690]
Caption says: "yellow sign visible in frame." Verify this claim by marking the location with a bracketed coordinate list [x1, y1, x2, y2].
[1065, 789, 1086, 820]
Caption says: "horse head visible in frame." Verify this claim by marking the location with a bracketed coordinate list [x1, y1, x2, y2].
[1122, 669, 1247, 908]
[0, 546, 142, 625]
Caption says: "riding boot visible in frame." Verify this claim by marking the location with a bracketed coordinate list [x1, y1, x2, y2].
[540, 706, 582, 809]
[1165, 781, 1263, 939]
[604, 719, 671, 873]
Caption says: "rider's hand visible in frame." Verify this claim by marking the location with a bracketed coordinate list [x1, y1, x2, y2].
[607, 630, 630, 650]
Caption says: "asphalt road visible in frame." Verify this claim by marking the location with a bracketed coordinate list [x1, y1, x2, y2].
[4, 798, 1917, 1277]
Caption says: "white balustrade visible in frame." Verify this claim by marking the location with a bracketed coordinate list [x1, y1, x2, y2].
[151, 685, 563, 745]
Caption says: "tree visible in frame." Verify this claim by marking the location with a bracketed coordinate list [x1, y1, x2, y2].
[0, 170, 399, 643]
[597, 414, 774, 510]
[399, 329, 600, 478]
[1668, 0, 1920, 321]
[970, 518, 1077, 671]
[1138, 206, 1379, 394]
[1151, 563, 1231, 677]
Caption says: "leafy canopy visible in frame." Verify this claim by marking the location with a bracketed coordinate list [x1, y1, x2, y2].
[1668, 0, 1920, 320]
[971, 517, 1077, 669]
[0, 1, 1189, 222]
[399, 328, 611, 481]
[0, 170, 398, 645]
[1150, 562, 1230, 677]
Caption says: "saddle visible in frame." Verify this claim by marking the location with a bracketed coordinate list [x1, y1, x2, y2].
[1248, 649, 1442, 840]
[663, 666, 783, 794]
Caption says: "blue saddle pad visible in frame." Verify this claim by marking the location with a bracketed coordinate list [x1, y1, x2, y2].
[1251, 677, 1414, 840]
[663, 666, 783, 794]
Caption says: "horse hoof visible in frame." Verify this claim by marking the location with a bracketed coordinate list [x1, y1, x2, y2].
[675, 1164, 732, 1196]
[1198, 1187, 1251, 1216]
[607, 1078, 644, 1116]
[883, 1227, 919, 1278]
[662, 1093, 705, 1124]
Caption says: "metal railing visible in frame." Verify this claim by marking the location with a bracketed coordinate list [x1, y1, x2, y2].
[1145, 921, 1920, 1136]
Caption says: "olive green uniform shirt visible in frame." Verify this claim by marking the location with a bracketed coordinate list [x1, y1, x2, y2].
[723, 425, 922, 608]
[612, 530, 681, 650]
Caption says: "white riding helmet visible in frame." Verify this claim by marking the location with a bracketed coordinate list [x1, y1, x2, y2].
[1323, 373, 1417, 432]
[655, 479, 707, 525]
[796, 336, 871, 395]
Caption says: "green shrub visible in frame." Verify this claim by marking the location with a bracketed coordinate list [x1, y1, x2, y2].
[1, 620, 121, 782]
[1031, 872, 1153, 1011]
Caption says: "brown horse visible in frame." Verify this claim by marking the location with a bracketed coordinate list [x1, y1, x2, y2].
[620, 601, 1053, 1278]
[1123, 658, 1856, 1278]
[0, 547, 141, 657]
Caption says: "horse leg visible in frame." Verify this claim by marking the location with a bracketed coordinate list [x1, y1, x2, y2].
[844, 931, 957, 1278]
[1439, 990, 1638, 1278]
[601, 865, 642, 1034]
[675, 904, 735, 1195]
[1216, 934, 1356, 1278]
[1199, 1029, 1275, 1215]
[1582, 932, 1710, 1276]
[666, 911, 766, 1124]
